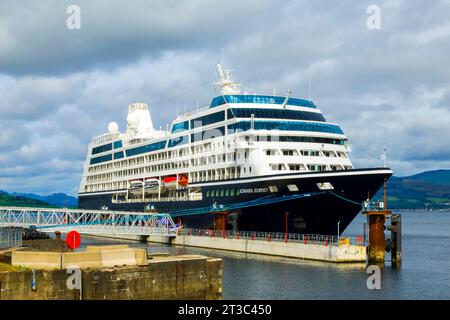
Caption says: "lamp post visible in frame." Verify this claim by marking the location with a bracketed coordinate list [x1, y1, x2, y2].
[285, 212, 289, 243]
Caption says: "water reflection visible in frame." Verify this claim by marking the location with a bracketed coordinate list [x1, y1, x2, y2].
[76, 211, 450, 299]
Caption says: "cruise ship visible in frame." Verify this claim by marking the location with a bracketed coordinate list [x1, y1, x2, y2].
[78, 64, 393, 235]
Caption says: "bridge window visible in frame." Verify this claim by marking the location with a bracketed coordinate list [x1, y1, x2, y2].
[113, 151, 124, 160]
[92, 143, 113, 155]
[168, 136, 189, 148]
[125, 141, 166, 157]
[172, 121, 189, 133]
[227, 108, 325, 122]
[90, 154, 113, 165]
[191, 111, 225, 129]
[228, 121, 343, 135]
[210, 95, 316, 109]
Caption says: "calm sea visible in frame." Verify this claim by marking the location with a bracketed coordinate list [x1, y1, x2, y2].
[82, 211, 450, 299]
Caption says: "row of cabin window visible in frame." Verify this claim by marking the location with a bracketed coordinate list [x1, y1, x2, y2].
[265, 149, 345, 157]
[206, 188, 241, 198]
[270, 164, 327, 171]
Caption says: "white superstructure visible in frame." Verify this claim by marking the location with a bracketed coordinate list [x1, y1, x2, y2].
[79, 64, 353, 202]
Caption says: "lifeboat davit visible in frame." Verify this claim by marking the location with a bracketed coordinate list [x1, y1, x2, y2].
[144, 178, 160, 193]
[128, 180, 143, 192]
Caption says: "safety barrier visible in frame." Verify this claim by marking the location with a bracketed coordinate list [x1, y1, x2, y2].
[0, 227, 22, 249]
[177, 228, 362, 246]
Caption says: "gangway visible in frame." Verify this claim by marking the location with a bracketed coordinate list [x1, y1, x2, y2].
[0, 206, 178, 237]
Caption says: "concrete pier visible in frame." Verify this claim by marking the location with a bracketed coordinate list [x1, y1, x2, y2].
[100, 232, 367, 263]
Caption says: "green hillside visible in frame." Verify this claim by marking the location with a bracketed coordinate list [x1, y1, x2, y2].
[407, 170, 450, 186]
[0, 192, 56, 208]
[374, 170, 450, 210]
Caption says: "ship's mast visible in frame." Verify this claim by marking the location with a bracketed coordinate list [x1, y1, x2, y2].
[215, 63, 241, 95]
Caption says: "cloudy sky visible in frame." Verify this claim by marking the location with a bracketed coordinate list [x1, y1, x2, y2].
[1, 0, 450, 196]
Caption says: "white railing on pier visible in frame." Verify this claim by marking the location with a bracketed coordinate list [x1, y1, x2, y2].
[0, 207, 178, 237]
[178, 228, 365, 246]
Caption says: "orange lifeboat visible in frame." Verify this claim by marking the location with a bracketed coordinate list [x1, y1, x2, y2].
[178, 175, 188, 187]
[162, 175, 188, 189]
[163, 176, 177, 190]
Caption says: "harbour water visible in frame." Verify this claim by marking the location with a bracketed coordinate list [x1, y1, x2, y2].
[82, 210, 450, 300]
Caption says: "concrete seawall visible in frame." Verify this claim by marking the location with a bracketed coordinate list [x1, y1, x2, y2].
[0, 254, 222, 300]
[97, 233, 366, 263]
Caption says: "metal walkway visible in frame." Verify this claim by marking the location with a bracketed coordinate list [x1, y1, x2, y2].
[0, 207, 178, 237]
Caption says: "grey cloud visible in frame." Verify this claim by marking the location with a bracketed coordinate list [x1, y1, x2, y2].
[0, 0, 273, 76]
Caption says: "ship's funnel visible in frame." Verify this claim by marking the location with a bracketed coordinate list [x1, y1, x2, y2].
[126, 102, 156, 137]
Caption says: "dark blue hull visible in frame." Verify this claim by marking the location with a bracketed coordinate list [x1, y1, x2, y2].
[78, 168, 392, 235]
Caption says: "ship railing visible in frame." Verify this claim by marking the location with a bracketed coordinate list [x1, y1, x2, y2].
[176, 105, 210, 118]
[178, 228, 344, 245]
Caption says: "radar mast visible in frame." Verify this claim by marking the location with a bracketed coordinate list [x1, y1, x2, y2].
[215, 63, 241, 94]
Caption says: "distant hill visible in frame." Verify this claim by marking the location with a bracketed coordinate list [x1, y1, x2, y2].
[374, 169, 450, 210]
[12, 192, 78, 208]
[0, 192, 54, 208]
[406, 170, 450, 186]
[0, 190, 77, 208]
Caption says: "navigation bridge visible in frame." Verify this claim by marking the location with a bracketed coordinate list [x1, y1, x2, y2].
[0, 206, 178, 237]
